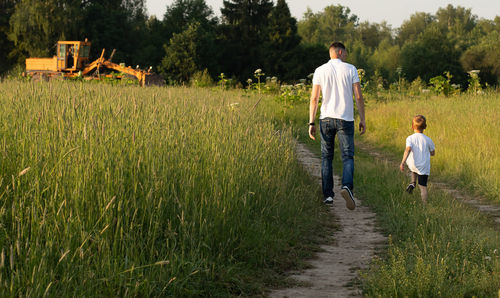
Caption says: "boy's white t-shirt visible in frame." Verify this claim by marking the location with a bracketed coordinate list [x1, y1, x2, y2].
[405, 133, 435, 175]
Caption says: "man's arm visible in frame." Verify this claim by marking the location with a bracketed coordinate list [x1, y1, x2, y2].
[353, 82, 366, 135]
[309, 84, 321, 140]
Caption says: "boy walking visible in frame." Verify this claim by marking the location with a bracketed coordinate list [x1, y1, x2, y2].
[399, 115, 435, 203]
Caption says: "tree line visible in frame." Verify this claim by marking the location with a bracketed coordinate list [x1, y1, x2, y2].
[0, 0, 499, 87]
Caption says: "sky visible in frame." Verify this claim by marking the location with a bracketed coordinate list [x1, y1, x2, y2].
[145, 0, 499, 29]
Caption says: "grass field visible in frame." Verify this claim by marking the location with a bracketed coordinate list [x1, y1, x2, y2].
[361, 92, 500, 202]
[2, 80, 499, 296]
[0, 80, 328, 296]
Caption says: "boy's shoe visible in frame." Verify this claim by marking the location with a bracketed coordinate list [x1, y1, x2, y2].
[340, 186, 356, 210]
[323, 197, 334, 205]
[405, 183, 416, 194]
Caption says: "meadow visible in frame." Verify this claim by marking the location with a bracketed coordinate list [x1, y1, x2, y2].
[0, 80, 328, 296]
[361, 92, 500, 201]
[1, 79, 499, 297]
[278, 89, 500, 297]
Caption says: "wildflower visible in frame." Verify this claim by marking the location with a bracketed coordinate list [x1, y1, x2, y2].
[254, 69, 262, 74]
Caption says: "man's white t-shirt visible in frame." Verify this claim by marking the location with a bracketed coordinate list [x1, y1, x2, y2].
[312, 59, 360, 121]
[405, 133, 435, 175]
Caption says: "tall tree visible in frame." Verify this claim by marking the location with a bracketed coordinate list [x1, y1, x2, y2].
[435, 4, 477, 49]
[163, 0, 216, 38]
[8, 0, 81, 63]
[397, 12, 435, 46]
[263, 0, 300, 79]
[297, 5, 358, 46]
[220, 0, 273, 81]
[356, 21, 393, 49]
[159, 21, 219, 83]
[0, 0, 17, 74]
[369, 38, 401, 83]
[80, 0, 147, 64]
[460, 30, 500, 85]
[400, 24, 464, 83]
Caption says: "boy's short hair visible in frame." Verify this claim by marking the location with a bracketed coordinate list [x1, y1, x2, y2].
[413, 115, 427, 130]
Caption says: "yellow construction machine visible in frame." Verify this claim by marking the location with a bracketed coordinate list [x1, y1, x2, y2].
[25, 39, 164, 86]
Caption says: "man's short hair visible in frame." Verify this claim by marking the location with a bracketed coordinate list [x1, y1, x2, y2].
[329, 42, 346, 50]
[412, 115, 427, 130]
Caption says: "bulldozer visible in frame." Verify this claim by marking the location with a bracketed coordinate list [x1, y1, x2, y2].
[25, 39, 164, 86]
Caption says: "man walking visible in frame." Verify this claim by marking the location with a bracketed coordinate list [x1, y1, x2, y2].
[308, 42, 366, 210]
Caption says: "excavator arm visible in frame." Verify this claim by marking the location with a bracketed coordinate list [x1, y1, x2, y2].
[81, 48, 163, 86]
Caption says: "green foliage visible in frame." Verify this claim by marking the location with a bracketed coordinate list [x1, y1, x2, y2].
[429, 71, 453, 96]
[190, 68, 214, 87]
[356, 21, 393, 49]
[263, 0, 301, 80]
[0, 0, 16, 74]
[397, 12, 435, 45]
[467, 70, 482, 94]
[276, 82, 309, 107]
[79, 0, 148, 64]
[297, 5, 358, 46]
[369, 39, 401, 82]
[8, 0, 78, 60]
[159, 22, 218, 83]
[408, 76, 426, 96]
[219, 0, 273, 81]
[163, 0, 216, 38]
[435, 4, 477, 49]
[159, 23, 199, 83]
[401, 25, 464, 83]
[1, 0, 500, 88]
[460, 30, 500, 86]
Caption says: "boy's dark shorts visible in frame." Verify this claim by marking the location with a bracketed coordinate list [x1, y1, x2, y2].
[413, 173, 428, 187]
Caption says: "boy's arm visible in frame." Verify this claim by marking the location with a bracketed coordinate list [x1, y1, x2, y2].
[400, 146, 412, 172]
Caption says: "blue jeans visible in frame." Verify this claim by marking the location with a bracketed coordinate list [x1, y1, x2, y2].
[320, 118, 355, 198]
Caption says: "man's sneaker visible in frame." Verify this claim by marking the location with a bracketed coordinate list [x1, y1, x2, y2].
[323, 197, 334, 205]
[340, 186, 356, 210]
[405, 183, 416, 194]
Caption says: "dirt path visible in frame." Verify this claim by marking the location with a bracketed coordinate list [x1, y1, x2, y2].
[270, 143, 386, 298]
[355, 141, 500, 226]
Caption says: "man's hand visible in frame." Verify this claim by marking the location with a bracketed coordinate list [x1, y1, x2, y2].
[309, 125, 316, 140]
[399, 163, 405, 172]
[359, 120, 366, 135]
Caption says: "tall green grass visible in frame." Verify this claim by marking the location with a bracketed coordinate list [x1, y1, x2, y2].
[0, 81, 325, 296]
[362, 93, 500, 201]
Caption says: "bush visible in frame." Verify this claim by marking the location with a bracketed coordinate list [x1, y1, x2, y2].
[190, 69, 214, 87]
